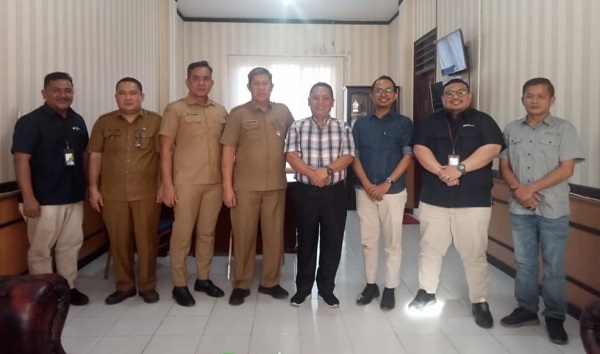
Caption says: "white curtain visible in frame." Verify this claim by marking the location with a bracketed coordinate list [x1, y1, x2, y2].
[227, 55, 345, 120]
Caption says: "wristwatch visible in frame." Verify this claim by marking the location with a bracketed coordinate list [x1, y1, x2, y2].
[457, 163, 467, 175]
[326, 166, 334, 176]
[385, 177, 394, 184]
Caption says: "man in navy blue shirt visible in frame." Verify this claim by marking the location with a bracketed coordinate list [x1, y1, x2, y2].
[352, 75, 413, 310]
[408, 78, 504, 328]
[12, 72, 89, 306]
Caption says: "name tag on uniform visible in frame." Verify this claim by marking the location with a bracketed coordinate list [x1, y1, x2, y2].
[244, 120, 258, 125]
[448, 154, 460, 166]
[185, 112, 198, 115]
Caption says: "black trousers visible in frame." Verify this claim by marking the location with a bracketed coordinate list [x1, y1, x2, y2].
[291, 181, 347, 295]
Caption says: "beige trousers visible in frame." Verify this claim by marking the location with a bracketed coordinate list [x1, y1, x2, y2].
[19, 202, 84, 288]
[356, 188, 407, 288]
[418, 202, 491, 303]
[230, 189, 285, 289]
[170, 183, 223, 287]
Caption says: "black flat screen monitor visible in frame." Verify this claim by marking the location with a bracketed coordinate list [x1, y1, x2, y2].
[436, 29, 469, 76]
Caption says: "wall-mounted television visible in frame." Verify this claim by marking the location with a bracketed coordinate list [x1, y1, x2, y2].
[436, 29, 469, 76]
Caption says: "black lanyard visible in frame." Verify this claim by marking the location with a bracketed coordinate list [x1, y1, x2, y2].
[445, 119, 462, 155]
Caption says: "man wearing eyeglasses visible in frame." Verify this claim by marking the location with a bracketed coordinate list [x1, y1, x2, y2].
[88, 77, 162, 305]
[408, 78, 504, 329]
[12, 72, 90, 306]
[352, 75, 413, 310]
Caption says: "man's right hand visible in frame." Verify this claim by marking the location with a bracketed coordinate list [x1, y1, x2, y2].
[161, 183, 178, 208]
[22, 196, 41, 218]
[88, 188, 104, 213]
[223, 187, 237, 208]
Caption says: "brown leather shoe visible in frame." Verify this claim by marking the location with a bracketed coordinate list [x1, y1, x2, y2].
[105, 289, 136, 305]
[139, 289, 160, 303]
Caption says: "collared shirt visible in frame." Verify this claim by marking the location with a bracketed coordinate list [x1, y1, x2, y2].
[87, 109, 161, 201]
[414, 108, 505, 207]
[159, 96, 227, 184]
[11, 104, 88, 205]
[284, 116, 354, 185]
[499, 114, 584, 218]
[352, 110, 413, 194]
[220, 101, 294, 192]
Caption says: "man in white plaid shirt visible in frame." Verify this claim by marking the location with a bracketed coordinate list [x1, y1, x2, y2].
[284, 82, 354, 308]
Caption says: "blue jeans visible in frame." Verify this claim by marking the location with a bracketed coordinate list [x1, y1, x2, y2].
[510, 213, 569, 320]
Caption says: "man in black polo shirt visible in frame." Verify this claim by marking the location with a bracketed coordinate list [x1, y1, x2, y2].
[408, 78, 504, 328]
[12, 72, 89, 306]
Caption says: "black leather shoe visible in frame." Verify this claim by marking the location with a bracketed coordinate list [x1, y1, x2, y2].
[105, 289, 136, 305]
[408, 289, 436, 310]
[139, 289, 160, 304]
[172, 286, 196, 307]
[258, 285, 289, 299]
[380, 287, 395, 310]
[70, 288, 90, 306]
[356, 283, 380, 305]
[194, 279, 225, 298]
[546, 317, 568, 344]
[472, 302, 494, 328]
[229, 288, 251, 305]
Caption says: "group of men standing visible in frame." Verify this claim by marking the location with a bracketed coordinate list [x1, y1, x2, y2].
[12, 65, 582, 345]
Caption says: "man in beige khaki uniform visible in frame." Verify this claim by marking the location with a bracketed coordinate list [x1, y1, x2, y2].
[88, 77, 162, 304]
[221, 67, 294, 305]
[160, 61, 227, 307]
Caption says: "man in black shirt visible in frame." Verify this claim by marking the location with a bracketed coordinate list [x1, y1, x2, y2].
[408, 78, 504, 328]
[12, 72, 89, 306]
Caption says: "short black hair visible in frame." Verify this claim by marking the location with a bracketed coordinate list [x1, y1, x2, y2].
[44, 72, 73, 88]
[247, 67, 273, 84]
[187, 61, 213, 78]
[115, 77, 143, 93]
[522, 77, 555, 97]
[371, 75, 398, 92]
[443, 78, 470, 91]
[309, 82, 334, 98]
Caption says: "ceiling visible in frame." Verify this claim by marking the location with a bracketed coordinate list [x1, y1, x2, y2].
[177, 0, 400, 23]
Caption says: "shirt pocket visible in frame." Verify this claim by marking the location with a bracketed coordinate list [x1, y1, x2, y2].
[539, 134, 559, 161]
[138, 129, 155, 150]
[208, 112, 226, 137]
[103, 129, 124, 151]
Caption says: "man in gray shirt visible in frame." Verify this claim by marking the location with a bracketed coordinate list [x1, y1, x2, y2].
[499, 78, 584, 345]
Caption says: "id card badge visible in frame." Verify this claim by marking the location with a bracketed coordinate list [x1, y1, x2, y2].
[64, 148, 75, 166]
[448, 154, 460, 166]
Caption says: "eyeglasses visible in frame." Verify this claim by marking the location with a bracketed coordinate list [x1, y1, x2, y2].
[443, 89, 469, 98]
[374, 88, 395, 96]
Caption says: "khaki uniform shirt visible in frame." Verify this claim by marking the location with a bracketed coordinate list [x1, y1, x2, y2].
[87, 109, 161, 201]
[220, 101, 294, 191]
[159, 96, 227, 184]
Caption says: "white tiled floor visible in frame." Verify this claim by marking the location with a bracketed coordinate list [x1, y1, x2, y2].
[64, 211, 584, 354]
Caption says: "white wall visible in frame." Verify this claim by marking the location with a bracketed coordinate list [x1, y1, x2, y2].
[181, 22, 390, 110]
[0, 0, 163, 183]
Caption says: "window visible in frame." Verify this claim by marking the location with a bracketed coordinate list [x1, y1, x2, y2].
[227, 55, 345, 120]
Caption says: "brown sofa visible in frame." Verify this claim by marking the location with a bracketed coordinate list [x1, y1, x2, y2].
[581, 299, 600, 354]
[0, 273, 70, 354]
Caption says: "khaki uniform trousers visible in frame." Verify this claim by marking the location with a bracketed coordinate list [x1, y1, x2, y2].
[418, 202, 491, 303]
[356, 188, 407, 288]
[19, 202, 84, 289]
[170, 183, 222, 286]
[231, 189, 285, 289]
[103, 198, 160, 292]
